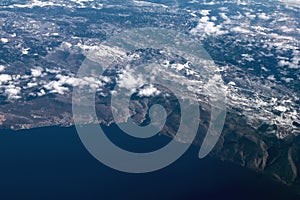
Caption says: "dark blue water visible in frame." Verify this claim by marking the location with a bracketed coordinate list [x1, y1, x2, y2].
[0, 125, 297, 200]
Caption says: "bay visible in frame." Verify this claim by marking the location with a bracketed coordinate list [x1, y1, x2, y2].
[0, 125, 297, 200]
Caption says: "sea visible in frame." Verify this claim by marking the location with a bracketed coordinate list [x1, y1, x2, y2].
[0, 124, 298, 200]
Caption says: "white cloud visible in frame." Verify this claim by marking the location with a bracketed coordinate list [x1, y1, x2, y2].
[22, 48, 30, 55]
[5, 85, 21, 99]
[279, 0, 300, 7]
[200, 10, 210, 16]
[5, 0, 68, 9]
[31, 67, 43, 77]
[37, 89, 46, 97]
[44, 80, 69, 95]
[274, 105, 288, 112]
[41, 73, 106, 95]
[211, 16, 217, 21]
[190, 16, 227, 37]
[0, 65, 5, 72]
[258, 13, 270, 20]
[219, 13, 231, 24]
[26, 82, 38, 88]
[0, 38, 8, 44]
[0, 74, 12, 83]
[138, 85, 161, 97]
[132, 0, 168, 8]
[232, 26, 251, 34]
[117, 66, 146, 94]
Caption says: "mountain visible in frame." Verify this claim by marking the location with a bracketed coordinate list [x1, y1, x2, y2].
[0, 0, 300, 189]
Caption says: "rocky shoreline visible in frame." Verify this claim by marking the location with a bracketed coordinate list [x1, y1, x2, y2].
[1, 95, 299, 191]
